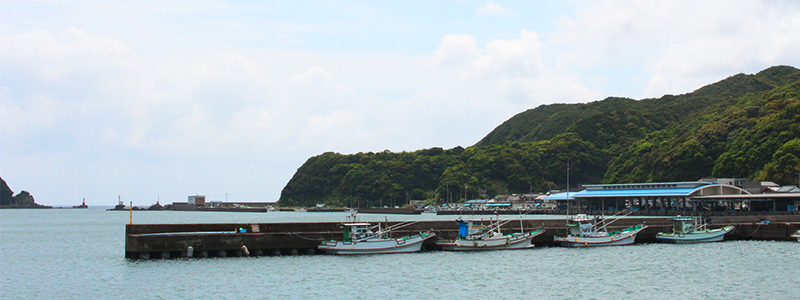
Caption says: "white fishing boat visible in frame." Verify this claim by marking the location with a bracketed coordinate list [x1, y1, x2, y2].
[318, 221, 436, 255]
[791, 229, 800, 242]
[656, 217, 734, 243]
[553, 213, 647, 247]
[436, 217, 544, 251]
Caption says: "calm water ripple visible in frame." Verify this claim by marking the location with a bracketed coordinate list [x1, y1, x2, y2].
[1, 209, 797, 299]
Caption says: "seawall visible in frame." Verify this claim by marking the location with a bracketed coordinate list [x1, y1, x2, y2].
[125, 215, 799, 259]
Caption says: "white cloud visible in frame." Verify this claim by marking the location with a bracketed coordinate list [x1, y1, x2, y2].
[422, 29, 599, 119]
[300, 110, 355, 142]
[643, 2, 800, 96]
[426, 33, 479, 67]
[476, 2, 516, 17]
[550, 0, 800, 98]
[291, 66, 350, 96]
[465, 30, 545, 80]
[0, 91, 61, 131]
[500, 74, 600, 107]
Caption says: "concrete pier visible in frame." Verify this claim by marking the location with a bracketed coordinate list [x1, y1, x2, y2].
[125, 215, 799, 259]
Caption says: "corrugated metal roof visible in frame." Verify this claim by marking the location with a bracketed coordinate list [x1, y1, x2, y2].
[542, 183, 755, 199]
[543, 187, 705, 200]
[574, 187, 702, 198]
[542, 192, 575, 200]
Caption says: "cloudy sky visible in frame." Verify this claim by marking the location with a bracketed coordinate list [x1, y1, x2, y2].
[2, 0, 799, 206]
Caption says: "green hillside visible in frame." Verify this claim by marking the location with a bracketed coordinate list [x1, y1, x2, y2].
[278, 66, 800, 207]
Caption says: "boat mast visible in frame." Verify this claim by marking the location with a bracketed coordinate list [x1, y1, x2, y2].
[566, 157, 570, 221]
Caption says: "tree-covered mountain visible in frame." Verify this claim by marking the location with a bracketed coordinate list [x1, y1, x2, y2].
[278, 66, 800, 207]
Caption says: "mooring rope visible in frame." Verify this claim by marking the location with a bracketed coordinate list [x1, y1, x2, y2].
[733, 224, 761, 237]
[289, 232, 326, 241]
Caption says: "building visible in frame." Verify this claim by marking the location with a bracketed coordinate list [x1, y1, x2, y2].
[188, 195, 206, 206]
[762, 186, 800, 193]
[542, 180, 800, 212]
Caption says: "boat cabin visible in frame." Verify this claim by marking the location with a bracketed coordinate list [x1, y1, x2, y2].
[341, 223, 374, 242]
[457, 219, 489, 238]
[566, 214, 602, 236]
[670, 217, 696, 234]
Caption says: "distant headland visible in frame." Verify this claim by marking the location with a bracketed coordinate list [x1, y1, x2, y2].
[0, 176, 51, 209]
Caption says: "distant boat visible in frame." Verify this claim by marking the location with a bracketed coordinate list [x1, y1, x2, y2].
[436, 217, 544, 251]
[318, 221, 435, 255]
[656, 217, 734, 243]
[791, 229, 800, 242]
[553, 213, 647, 247]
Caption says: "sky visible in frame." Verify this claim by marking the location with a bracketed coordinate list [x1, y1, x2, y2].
[2, 0, 799, 206]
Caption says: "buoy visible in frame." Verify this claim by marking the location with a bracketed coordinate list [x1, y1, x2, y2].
[241, 245, 250, 256]
[186, 246, 194, 258]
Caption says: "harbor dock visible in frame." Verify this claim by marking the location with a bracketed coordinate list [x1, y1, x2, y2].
[125, 214, 799, 259]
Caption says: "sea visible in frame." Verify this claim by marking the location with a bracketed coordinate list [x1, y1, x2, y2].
[1, 208, 797, 300]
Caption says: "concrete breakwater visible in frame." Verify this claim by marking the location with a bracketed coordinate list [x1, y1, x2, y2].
[125, 215, 800, 259]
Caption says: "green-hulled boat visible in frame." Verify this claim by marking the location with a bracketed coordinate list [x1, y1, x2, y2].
[656, 217, 734, 243]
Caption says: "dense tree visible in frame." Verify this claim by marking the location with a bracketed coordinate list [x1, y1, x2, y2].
[278, 66, 800, 207]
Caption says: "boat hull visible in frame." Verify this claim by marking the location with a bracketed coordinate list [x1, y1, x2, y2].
[554, 226, 646, 247]
[791, 229, 800, 242]
[318, 232, 435, 255]
[437, 230, 544, 251]
[656, 226, 734, 243]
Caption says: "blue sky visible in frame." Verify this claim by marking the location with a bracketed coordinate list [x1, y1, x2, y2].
[2, 0, 799, 206]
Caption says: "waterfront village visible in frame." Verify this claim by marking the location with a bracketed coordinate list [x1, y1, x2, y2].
[123, 177, 800, 259]
[115, 177, 800, 214]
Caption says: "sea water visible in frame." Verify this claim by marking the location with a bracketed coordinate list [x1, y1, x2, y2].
[1, 208, 797, 299]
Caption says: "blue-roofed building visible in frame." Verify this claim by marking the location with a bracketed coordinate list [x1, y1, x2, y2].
[544, 181, 752, 211]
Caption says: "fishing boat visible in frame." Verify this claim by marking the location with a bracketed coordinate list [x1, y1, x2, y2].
[318, 221, 436, 255]
[656, 217, 734, 243]
[791, 229, 800, 242]
[553, 213, 647, 247]
[436, 217, 544, 251]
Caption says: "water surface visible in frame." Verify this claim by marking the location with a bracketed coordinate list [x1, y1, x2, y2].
[1, 209, 796, 299]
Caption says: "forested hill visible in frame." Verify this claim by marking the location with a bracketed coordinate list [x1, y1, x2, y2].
[278, 66, 800, 207]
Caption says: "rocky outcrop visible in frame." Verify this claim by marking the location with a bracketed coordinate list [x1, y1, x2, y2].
[0, 176, 51, 208]
[0, 177, 13, 206]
